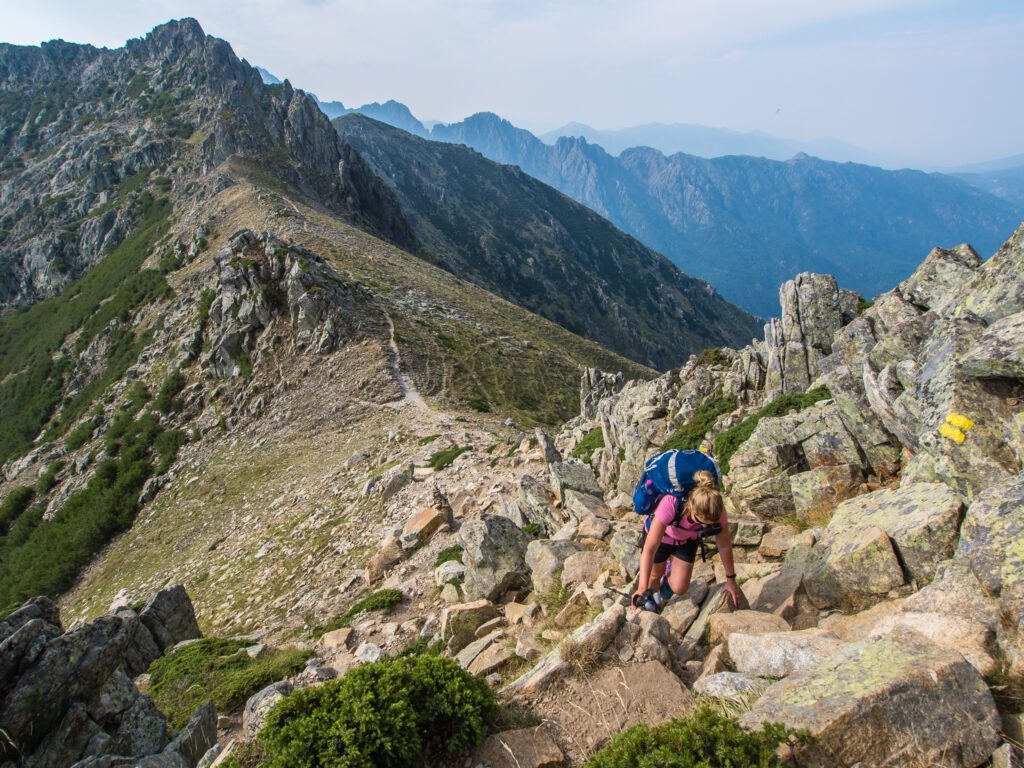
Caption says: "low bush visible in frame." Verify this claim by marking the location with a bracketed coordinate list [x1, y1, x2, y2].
[428, 446, 470, 471]
[36, 460, 65, 494]
[65, 420, 95, 450]
[155, 368, 186, 414]
[584, 703, 807, 768]
[696, 348, 732, 367]
[260, 654, 496, 767]
[316, 589, 404, 636]
[434, 545, 463, 567]
[149, 638, 312, 730]
[572, 427, 605, 464]
[662, 393, 737, 452]
[856, 296, 874, 315]
[0, 487, 35, 535]
[714, 385, 831, 474]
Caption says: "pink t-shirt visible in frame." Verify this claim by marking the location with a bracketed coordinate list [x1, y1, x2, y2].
[651, 493, 727, 545]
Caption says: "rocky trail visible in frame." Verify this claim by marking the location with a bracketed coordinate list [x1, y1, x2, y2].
[3, 215, 1021, 767]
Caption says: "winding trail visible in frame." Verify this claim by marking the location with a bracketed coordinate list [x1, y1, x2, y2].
[383, 310, 428, 411]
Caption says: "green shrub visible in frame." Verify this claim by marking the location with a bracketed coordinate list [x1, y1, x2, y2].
[125, 381, 152, 410]
[714, 385, 832, 474]
[584, 703, 806, 768]
[149, 638, 312, 730]
[696, 348, 732, 367]
[197, 288, 216, 323]
[856, 296, 874, 315]
[260, 654, 495, 767]
[0, 487, 35, 535]
[317, 589, 404, 635]
[65, 420, 95, 450]
[522, 522, 542, 538]
[467, 397, 490, 413]
[662, 393, 737, 452]
[417, 434, 440, 446]
[155, 368, 186, 414]
[572, 427, 605, 464]
[154, 429, 188, 474]
[428, 446, 470, 471]
[36, 460, 65, 494]
[434, 545, 463, 567]
[237, 354, 253, 380]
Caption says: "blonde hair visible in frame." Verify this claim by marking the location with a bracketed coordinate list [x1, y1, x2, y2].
[688, 470, 724, 524]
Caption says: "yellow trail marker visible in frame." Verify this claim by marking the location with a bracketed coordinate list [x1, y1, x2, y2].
[946, 412, 975, 431]
[939, 423, 966, 444]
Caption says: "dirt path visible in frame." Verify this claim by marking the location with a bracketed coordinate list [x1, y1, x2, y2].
[382, 310, 428, 412]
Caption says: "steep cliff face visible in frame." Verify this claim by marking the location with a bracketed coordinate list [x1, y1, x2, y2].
[335, 115, 763, 370]
[0, 18, 412, 309]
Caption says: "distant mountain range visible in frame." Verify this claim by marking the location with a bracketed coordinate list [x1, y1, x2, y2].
[538, 121, 887, 165]
[259, 74, 1024, 316]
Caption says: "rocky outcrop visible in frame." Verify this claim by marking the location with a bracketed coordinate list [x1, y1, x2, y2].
[459, 515, 530, 601]
[202, 229, 380, 378]
[740, 629, 1000, 768]
[0, 587, 208, 768]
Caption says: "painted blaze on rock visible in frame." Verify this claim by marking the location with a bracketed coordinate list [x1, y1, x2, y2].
[739, 628, 1000, 768]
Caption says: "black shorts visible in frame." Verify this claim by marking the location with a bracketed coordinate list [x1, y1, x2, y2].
[637, 526, 699, 564]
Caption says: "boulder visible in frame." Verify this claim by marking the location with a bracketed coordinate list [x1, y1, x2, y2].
[441, 600, 499, 654]
[608, 526, 642, 577]
[243, 681, 292, 740]
[365, 535, 403, 583]
[961, 311, 1024, 379]
[471, 727, 565, 768]
[731, 516, 765, 547]
[137, 586, 200, 654]
[898, 243, 983, 316]
[467, 642, 514, 677]
[707, 610, 789, 645]
[956, 472, 1024, 631]
[560, 550, 617, 588]
[319, 627, 352, 652]
[728, 628, 844, 678]
[693, 671, 770, 702]
[740, 629, 1000, 768]
[547, 461, 601, 502]
[525, 539, 581, 594]
[0, 596, 61, 644]
[400, 505, 449, 550]
[802, 525, 905, 610]
[433, 560, 466, 588]
[789, 463, 864, 523]
[459, 516, 530, 601]
[826, 483, 964, 586]
[866, 612, 996, 677]
[758, 525, 799, 558]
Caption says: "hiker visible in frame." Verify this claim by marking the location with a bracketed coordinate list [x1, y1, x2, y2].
[631, 452, 741, 611]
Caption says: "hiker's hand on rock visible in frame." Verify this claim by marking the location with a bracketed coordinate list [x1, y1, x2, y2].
[631, 591, 645, 609]
[723, 579, 741, 606]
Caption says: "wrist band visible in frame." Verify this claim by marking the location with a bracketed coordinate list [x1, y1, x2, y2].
[725, 573, 736, 580]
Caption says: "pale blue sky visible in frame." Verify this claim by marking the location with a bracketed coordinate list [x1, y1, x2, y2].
[2, 0, 1021, 167]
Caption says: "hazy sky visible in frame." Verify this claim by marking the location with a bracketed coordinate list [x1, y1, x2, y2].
[2, 0, 1022, 167]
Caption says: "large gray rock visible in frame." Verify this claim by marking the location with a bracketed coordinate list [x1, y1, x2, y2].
[525, 539, 581, 594]
[727, 628, 845, 678]
[547, 461, 602, 502]
[956, 471, 1024, 663]
[138, 586, 201, 654]
[824, 483, 964, 586]
[244, 681, 292, 740]
[0, 596, 61, 644]
[802, 525, 905, 610]
[740, 629, 1000, 768]
[961, 311, 1024, 379]
[459, 515, 530, 601]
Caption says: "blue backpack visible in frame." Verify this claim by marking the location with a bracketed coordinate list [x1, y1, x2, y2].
[632, 449, 720, 517]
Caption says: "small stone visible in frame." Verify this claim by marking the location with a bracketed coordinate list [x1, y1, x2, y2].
[355, 642, 383, 664]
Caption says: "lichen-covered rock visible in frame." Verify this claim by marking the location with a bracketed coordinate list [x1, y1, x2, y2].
[740, 629, 1000, 768]
[727, 628, 845, 679]
[459, 515, 531, 601]
[961, 311, 1024, 379]
[956, 471, 1024, 662]
[243, 680, 291, 740]
[440, 600, 499, 654]
[137, 586, 200, 654]
[789, 463, 864, 522]
[693, 671, 769, 702]
[824, 483, 964, 585]
[802, 525, 905, 610]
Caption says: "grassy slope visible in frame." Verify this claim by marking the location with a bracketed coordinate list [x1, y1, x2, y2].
[59, 173, 652, 636]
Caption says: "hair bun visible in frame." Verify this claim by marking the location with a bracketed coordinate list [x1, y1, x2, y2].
[694, 469, 716, 489]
